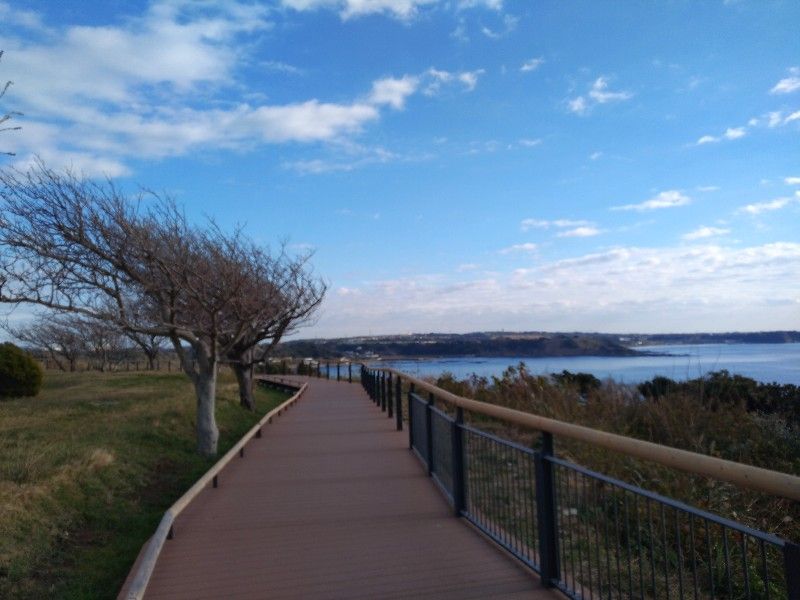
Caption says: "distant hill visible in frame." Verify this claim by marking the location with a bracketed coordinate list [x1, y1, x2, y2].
[622, 331, 800, 345]
[277, 330, 800, 360]
[277, 332, 645, 359]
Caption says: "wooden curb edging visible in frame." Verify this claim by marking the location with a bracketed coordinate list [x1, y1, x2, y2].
[122, 378, 308, 600]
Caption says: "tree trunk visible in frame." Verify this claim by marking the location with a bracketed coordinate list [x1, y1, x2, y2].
[147, 353, 156, 370]
[193, 366, 219, 456]
[233, 361, 256, 411]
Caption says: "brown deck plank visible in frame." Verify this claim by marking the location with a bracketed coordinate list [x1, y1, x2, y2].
[144, 378, 559, 599]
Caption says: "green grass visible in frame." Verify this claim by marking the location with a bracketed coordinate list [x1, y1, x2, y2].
[0, 370, 290, 599]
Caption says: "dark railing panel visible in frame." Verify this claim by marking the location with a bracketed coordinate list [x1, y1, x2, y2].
[410, 393, 429, 466]
[430, 406, 454, 501]
[359, 367, 798, 600]
[462, 425, 540, 572]
[549, 457, 790, 600]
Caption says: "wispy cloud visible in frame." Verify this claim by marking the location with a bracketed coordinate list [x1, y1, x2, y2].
[556, 226, 602, 238]
[518, 138, 542, 148]
[263, 60, 305, 75]
[738, 196, 797, 215]
[499, 242, 538, 254]
[423, 68, 486, 95]
[696, 127, 746, 145]
[567, 76, 632, 115]
[520, 57, 545, 72]
[786, 177, 800, 185]
[368, 75, 420, 109]
[520, 218, 592, 231]
[612, 190, 691, 212]
[770, 67, 800, 95]
[682, 226, 730, 240]
[313, 242, 800, 336]
[481, 14, 518, 39]
[280, 0, 437, 20]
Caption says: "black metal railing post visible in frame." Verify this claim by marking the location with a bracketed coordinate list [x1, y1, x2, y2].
[395, 375, 402, 431]
[326, 362, 330, 379]
[786, 542, 800, 600]
[408, 383, 415, 449]
[535, 431, 560, 588]
[386, 373, 394, 419]
[451, 407, 465, 517]
[381, 373, 387, 412]
[336, 363, 340, 381]
[348, 363, 352, 383]
[426, 392, 434, 476]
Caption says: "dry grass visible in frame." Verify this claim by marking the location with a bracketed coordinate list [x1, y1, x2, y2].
[0, 370, 288, 599]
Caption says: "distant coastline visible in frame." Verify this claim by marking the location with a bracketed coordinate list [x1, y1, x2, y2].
[278, 330, 800, 360]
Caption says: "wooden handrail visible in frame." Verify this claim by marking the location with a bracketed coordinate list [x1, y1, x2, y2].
[370, 366, 800, 501]
[124, 379, 307, 600]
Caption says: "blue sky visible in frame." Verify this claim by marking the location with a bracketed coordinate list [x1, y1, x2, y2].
[1, 0, 799, 337]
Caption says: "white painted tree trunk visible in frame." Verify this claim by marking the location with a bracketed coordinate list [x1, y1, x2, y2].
[193, 366, 219, 457]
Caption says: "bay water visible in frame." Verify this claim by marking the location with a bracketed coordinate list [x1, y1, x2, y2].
[375, 343, 800, 385]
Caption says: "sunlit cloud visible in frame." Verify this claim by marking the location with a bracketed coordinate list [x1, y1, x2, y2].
[612, 190, 691, 212]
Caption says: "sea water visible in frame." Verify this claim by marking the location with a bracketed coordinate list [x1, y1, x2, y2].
[375, 343, 800, 385]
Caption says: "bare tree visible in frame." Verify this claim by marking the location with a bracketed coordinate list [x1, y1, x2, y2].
[1, 51, 22, 156]
[122, 330, 166, 370]
[0, 161, 316, 455]
[223, 248, 325, 410]
[5, 313, 85, 371]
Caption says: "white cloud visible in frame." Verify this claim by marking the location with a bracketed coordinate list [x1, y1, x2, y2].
[3, 3, 459, 175]
[520, 57, 544, 72]
[499, 242, 538, 254]
[518, 138, 542, 147]
[309, 242, 800, 337]
[424, 68, 485, 95]
[567, 76, 632, 115]
[696, 185, 719, 192]
[589, 151, 603, 160]
[481, 14, 518, 39]
[612, 190, 691, 212]
[786, 177, 800, 185]
[281, 0, 436, 20]
[520, 218, 591, 231]
[263, 60, 304, 75]
[456, 263, 480, 272]
[682, 226, 730, 241]
[588, 77, 632, 103]
[557, 226, 602, 238]
[368, 75, 419, 109]
[567, 96, 588, 115]
[786, 110, 800, 124]
[458, 0, 503, 9]
[695, 126, 747, 145]
[739, 197, 796, 215]
[770, 67, 800, 94]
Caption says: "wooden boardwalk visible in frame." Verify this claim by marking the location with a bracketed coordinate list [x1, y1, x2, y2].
[141, 378, 557, 599]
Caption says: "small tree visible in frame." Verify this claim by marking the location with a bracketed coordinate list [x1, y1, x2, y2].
[0, 342, 42, 398]
[5, 314, 85, 371]
[0, 161, 322, 455]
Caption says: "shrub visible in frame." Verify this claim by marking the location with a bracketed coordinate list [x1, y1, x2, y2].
[0, 342, 43, 398]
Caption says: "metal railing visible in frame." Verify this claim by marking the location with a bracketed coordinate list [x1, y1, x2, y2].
[360, 366, 800, 600]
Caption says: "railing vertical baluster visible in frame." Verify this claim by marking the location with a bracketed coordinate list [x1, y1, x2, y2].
[426, 393, 434, 475]
[381, 373, 387, 412]
[326, 362, 330, 379]
[348, 363, 352, 383]
[407, 383, 415, 449]
[395, 375, 402, 431]
[386, 374, 391, 415]
[535, 431, 560, 588]
[451, 407, 465, 517]
[336, 363, 340, 381]
[786, 542, 800, 600]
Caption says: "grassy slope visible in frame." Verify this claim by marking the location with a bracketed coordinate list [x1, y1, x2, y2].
[0, 370, 289, 599]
